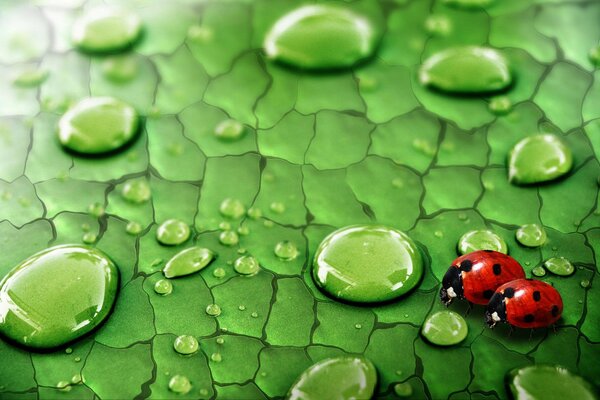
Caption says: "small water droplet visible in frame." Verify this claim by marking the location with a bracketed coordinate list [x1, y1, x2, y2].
[82, 232, 97, 244]
[216, 337, 225, 345]
[74, 356, 81, 363]
[515, 224, 547, 247]
[544, 257, 574, 276]
[237, 224, 250, 236]
[101, 55, 139, 82]
[434, 230, 444, 238]
[71, 373, 82, 384]
[391, 178, 404, 188]
[12, 67, 49, 88]
[57, 380, 71, 392]
[219, 198, 246, 219]
[81, 223, 91, 232]
[156, 219, 190, 246]
[126, 221, 143, 235]
[163, 247, 215, 279]
[65, 347, 73, 354]
[274, 241, 299, 261]
[173, 335, 199, 355]
[213, 267, 226, 279]
[489, 96, 512, 115]
[211, 352, 222, 362]
[589, 44, 600, 66]
[214, 119, 245, 141]
[121, 178, 151, 204]
[218, 221, 231, 231]
[187, 25, 213, 43]
[238, 305, 246, 311]
[270, 201, 286, 214]
[580, 279, 590, 289]
[87, 202, 105, 218]
[457, 212, 468, 221]
[154, 279, 173, 296]
[424, 14, 451, 36]
[206, 303, 222, 317]
[247, 207, 262, 219]
[234, 255, 260, 275]
[394, 382, 413, 397]
[251, 312, 259, 318]
[168, 375, 192, 395]
[354, 323, 362, 329]
[219, 230, 239, 246]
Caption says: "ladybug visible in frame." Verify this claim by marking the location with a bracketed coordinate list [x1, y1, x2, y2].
[485, 279, 563, 329]
[440, 250, 526, 306]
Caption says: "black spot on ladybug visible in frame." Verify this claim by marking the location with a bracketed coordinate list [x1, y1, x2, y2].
[503, 287, 515, 298]
[483, 290, 494, 299]
[533, 291, 541, 302]
[460, 260, 472, 272]
[492, 263, 501, 275]
[551, 305, 559, 317]
[524, 314, 535, 323]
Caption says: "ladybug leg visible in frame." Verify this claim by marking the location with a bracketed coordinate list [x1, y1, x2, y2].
[552, 324, 557, 334]
[507, 325, 514, 337]
[529, 328, 535, 341]
[464, 302, 472, 317]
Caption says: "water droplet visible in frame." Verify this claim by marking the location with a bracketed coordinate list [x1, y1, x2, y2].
[187, 25, 213, 43]
[88, 202, 105, 218]
[525, 261, 531, 266]
[205, 303, 222, 317]
[82, 232, 97, 244]
[391, 178, 404, 188]
[394, 382, 413, 397]
[420, 46, 511, 94]
[151, 258, 163, 268]
[163, 247, 215, 279]
[0, 245, 118, 349]
[237, 224, 250, 236]
[544, 257, 575, 276]
[264, 5, 380, 70]
[58, 97, 139, 155]
[219, 230, 239, 246]
[580, 279, 590, 289]
[154, 279, 173, 296]
[219, 198, 246, 219]
[358, 75, 378, 92]
[121, 178, 151, 204]
[65, 347, 73, 354]
[434, 230, 444, 238]
[218, 221, 231, 231]
[516, 224, 547, 247]
[274, 240, 299, 261]
[168, 375, 192, 395]
[72, 7, 142, 53]
[552, 246, 558, 251]
[81, 223, 91, 232]
[156, 219, 191, 246]
[288, 357, 377, 399]
[199, 388, 209, 397]
[424, 15, 451, 36]
[247, 207, 262, 219]
[57, 381, 71, 392]
[263, 220, 274, 228]
[313, 225, 423, 303]
[354, 323, 362, 329]
[489, 96, 512, 115]
[421, 310, 468, 346]
[213, 267, 226, 279]
[173, 335, 199, 355]
[251, 312, 259, 318]
[211, 352, 222, 362]
[457, 212, 468, 221]
[126, 221, 143, 235]
[216, 337, 225, 345]
[412, 138, 436, 156]
[269, 201, 286, 214]
[238, 305, 246, 311]
[101, 55, 139, 83]
[12, 68, 49, 88]
[507, 365, 596, 400]
[74, 357, 81, 363]
[214, 119, 245, 141]
[458, 229, 507, 255]
[71, 373, 82, 384]
[508, 134, 573, 185]
[234, 255, 260, 275]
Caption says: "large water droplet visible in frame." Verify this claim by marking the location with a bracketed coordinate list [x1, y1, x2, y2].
[58, 97, 139, 155]
[508, 134, 573, 185]
[421, 310, 468, 346]
[544, 257, 574, 277]
[0, 245, 119, 349]
[156, 219, 191, 246]
[72, 7, 142, 53]
[264, 5, 380, 70]
[274, 240, 299, 261]
[312, 225, 423, 303]
[234, 255, 260, 275]
[515, 224, 547, 247]
[12, 68, 49, 88]
[287, 356, 377, 400]
[101, 55, 139, 83]
[168, 375, 192, 395]
[163, 247, 215, 278]
[506, 365, 596, 400]
[173, 335, 199, 355]
[458, 229, 507, 254]
[420, 47, 511, 94]
[121, 178, 151, 204]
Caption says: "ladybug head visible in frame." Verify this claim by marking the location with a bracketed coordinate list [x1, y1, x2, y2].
[485, 291, 507, 328]
[440, 266, 464, 306]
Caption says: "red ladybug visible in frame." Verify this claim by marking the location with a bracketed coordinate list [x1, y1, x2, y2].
[440, 250, 526, 306]
[485, 279, 563, 329]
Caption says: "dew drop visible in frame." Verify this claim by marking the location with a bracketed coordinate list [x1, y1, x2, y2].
[211, 352, 222, 363]
[154, 279, 173, 296]
[219, 198, 246, 219]
[205, 303, 222, 317]
[156, 219, 191, 246]
[163, 247, 215, 279]
[251, 312, 259, 318]
[274, 240, 299, 261]
[218, 221, 231, 231]
[126, 221, 143, 235]
[489, 96, 512, 115]
[544, 257, 575, 277]
[173, 335, 199, 355]
[354, 323, 362, 329]
[394, 382, 413, 397]
[424, 15, 451, 36]
[458, 229, 507, 255]
[247, 207, 263, 220]
[213, 267, 226, 279]
[168, 375, 192, 395]
[270, 201, 286, 214]
[101, 55, 139, 83]
[57, 381, 71, 392]
[580, 279, 590, 289]
[219, 230, 239, 246]
[237, 224, 250, 236]
[12, 67, 49, 88]
[121, 178, 151, 204]
[421, 310, 468, 346]
[589, 44, 600, 66]
[234, 255, 260, 275]
[72, 7, 142, 53]
[506, 365, 595, 400]
[508, 134, 573, 185]
[216, 337, 225, 345]
[515, 224, 547, 247]
[82, 232, 97, 244]
[214, 119, 245, 141]
[238, 305, 246, 311]
[88, 202, 105, 218]
[187, 25, 213, 43]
